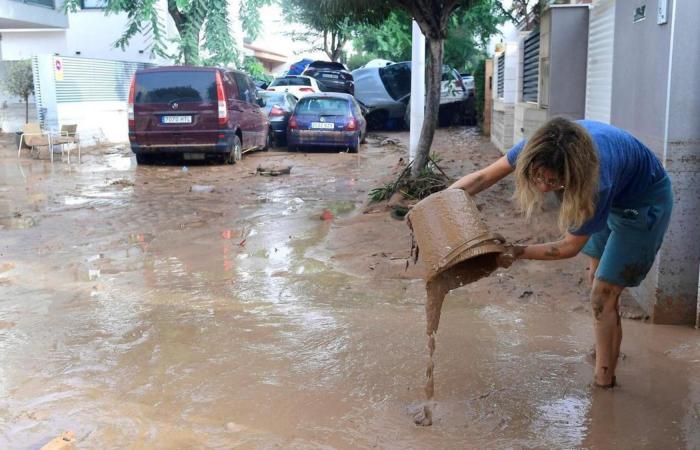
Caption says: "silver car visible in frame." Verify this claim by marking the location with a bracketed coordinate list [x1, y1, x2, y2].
[352, 61, 468, 129]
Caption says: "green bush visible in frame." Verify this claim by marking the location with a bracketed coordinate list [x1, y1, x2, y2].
[347, 53, 377, 71]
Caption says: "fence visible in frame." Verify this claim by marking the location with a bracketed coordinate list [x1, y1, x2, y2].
[522, 29, 540, 103]
[32, 55, 155, 144]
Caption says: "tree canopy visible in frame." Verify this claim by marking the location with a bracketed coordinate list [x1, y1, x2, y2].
[1, 60, 34, 123]
[63, 0, 270, 67]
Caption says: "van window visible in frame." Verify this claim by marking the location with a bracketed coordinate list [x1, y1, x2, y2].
[134, 71, 216, 104]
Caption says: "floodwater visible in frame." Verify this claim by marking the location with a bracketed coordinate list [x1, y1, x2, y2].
[0, 131, 698, 449]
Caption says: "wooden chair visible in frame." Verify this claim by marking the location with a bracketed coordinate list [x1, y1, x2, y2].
[17, 122, 54, 162]
[53, 124, 81, 163]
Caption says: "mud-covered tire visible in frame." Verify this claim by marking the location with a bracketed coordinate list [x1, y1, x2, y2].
[230, 135, 242, 164]
[348, 136, 360, 154]
[135, 153, 153, 165]
[263, 128, 273, 151]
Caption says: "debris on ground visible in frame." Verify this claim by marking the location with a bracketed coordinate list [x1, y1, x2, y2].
[190, 185, 215, 193]
[380, 138, 400, 146]
[368, 156, 452, 204]
[40, 431, 76, 450]
[110, 179, 135, 188]
[256, 166, 292, 176]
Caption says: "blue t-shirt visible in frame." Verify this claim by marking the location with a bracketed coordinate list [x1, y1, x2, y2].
[506, 120, 667, 236]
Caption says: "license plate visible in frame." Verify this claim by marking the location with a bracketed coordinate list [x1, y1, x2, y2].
[162, 115, 192, 124]
[321, 74, 339, 79]
[311, 122, 334, 129]
[183, 153, 205, 160]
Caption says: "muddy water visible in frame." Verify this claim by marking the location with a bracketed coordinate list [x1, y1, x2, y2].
[0, 134, 699, 448]
[415, 255, 501, 426]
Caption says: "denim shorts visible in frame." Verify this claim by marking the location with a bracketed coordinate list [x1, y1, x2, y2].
[581, 176, 673, 287]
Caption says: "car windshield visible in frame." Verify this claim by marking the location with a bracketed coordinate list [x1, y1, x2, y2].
[308, 61, 346, 71]
[270, 77, 310, 87]
[260, 92, 286, 104]
[135, 71, 216, 104]
[296, 97, 349, 115]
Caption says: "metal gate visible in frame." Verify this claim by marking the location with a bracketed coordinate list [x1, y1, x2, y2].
[497, 53, 505, 98]
[522, 29, 540, 103]
[585, 0, 615, 123]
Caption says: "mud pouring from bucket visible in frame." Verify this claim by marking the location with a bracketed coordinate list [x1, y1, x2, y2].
[406, 188, 507, 426]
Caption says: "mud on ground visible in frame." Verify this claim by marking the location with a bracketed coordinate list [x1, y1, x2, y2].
[0, 130, 698, 449]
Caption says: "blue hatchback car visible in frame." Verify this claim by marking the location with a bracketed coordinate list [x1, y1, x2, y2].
[287, 93, 366, 153]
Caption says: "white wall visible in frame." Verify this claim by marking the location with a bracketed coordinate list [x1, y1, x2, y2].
[0, 31, 68, 60]
[1, 2, 175, 64]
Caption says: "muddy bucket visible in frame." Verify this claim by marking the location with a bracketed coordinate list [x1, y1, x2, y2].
[406, 189, 506, 281]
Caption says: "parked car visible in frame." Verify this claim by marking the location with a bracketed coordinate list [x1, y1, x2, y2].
[302, 61, 354, 95]
[352, 61, 472, 129]
[287, 93, 366, 153]
[361, 58, 395, 68]
[258, 91, 298, 146]
[286, 58, 314, 76]
[128, 66, 270, 164]
[460, 73, 476, 97]
[266, 75, 322, 98]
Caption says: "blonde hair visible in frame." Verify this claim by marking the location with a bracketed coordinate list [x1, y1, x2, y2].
[514, 118, 599, 232]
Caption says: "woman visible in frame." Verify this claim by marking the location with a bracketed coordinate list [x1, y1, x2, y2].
[450, 117, 673, 388]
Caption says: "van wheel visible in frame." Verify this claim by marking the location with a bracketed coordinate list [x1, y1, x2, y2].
[229, 135, 242, 164]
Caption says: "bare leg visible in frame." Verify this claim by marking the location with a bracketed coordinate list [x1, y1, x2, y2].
[590, 278, 624, 387]
[588, 257, 600, 286]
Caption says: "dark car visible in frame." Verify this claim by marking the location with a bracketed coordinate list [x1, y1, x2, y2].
[128, 66, 270, 164]
[258, 91, 297, 146]
[302, 61, 354, 95]
[287, 93, 366, 153]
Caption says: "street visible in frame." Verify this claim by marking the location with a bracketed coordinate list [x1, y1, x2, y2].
[0, 129, 698, 449]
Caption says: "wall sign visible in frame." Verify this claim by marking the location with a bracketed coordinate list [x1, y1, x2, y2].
[54, 57, 64, 81]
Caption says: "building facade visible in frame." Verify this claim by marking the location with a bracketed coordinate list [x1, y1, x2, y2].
[490, 0, 700, 326]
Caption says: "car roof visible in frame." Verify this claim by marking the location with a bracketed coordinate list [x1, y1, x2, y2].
[136, 66, 221, 74]
[298, 92, 354, 100]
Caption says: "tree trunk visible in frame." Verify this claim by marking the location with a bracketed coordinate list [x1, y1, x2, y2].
[411, 37, 443, 178]
[24, 95, 29, 124]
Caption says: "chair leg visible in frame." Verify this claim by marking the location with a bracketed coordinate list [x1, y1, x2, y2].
[17, 135, 24, 158]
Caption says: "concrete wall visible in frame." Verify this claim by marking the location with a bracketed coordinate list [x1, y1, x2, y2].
[610, 0, 700, 325]
[0, 31, 68, 60]
[514, 102, 547, 144]
[0, 0, 68, 29]
[491, 98, 515, 153]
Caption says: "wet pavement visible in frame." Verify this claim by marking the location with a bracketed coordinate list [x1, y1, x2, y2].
[0, 131, 698, 449]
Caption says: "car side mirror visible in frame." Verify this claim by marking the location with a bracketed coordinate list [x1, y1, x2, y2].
[257, 98, 266, 107]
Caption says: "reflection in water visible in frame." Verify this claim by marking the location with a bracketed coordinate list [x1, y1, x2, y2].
[532, 395, 590, 447]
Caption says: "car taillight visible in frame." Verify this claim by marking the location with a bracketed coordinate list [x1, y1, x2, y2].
[269, 105, 285, 116]
[346, 117, 357, 131]
[128, 76, 135, 128]
[299, 88, 314, 93]
[215, 71, 227, 126]
[289, 115, 298, 129]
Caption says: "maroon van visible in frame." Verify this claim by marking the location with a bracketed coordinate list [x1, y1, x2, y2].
[128, 66, 271, 164]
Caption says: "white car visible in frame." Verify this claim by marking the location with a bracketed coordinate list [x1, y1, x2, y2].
[266, 75, 321, 98]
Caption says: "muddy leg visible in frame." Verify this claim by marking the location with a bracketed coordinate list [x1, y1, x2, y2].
[590, 279, 624, 387]
[588, 257, 600, 286]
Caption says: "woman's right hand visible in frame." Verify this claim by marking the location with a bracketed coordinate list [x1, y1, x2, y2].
[496, 244, 526, 268]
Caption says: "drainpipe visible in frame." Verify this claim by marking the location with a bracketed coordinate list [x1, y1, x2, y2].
[409, 20, 425, 162]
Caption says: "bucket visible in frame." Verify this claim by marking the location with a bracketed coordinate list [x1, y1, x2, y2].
[406, 189, 506, 281]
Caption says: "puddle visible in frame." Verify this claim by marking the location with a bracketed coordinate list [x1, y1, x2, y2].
[0, 215, 37, 230]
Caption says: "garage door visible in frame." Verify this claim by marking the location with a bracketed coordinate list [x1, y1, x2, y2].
[585, 0, 615, 123]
